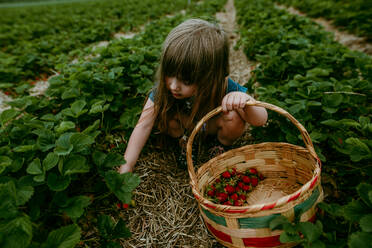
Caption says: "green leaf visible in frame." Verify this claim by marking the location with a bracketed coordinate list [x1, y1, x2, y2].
[36, 129, 56, 152]
[47, 172, 71, 191]
[60, 196, 91, 219]
[103, 153, 125, 168]
[0, 181, 18, 219]
[357, 183, 372, 207]
[55, 133, 73, 156]
[112, 219, 131, 239]
[343, 200, 370, 222]
[82, 119, 100, 134]
[33, 174, 45, 183]
[70, 133, 94, 153]
[43, 152, 59, 171]
[0, 109, 20, 126]
[0, 156, 12, 174]
[269, 215, 290, 230]
[26, 158, 43, 175]
[0, 216, 32, 248]
[89, 100, 109, 114]
[345, 138, 371, 162]
[322, 94, 343, 107]
[13, 145, 34, 153]
[104, 171, 140, 203]
[348, 232, 372, 248]
[61, 88, 80, 100]
[92, 151, 106, 167]
[41, 224, 81, 248]
[16, 185, 34, 206]
[360, 214, 372, 232]
[63, 155, 89, 176]
[71, 100, 87, 118]
[298, 221, 322, 243]
[279, 231, 301, 243]
[55, 121, 75, 134]
[98, 215, 114, 239]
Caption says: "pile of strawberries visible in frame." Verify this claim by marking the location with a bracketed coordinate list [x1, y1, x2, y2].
[205, 167, 264, 206]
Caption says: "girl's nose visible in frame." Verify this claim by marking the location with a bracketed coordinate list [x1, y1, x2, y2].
[169, 78, 180, 90]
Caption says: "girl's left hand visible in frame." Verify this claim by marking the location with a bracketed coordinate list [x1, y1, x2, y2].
[221, 92, 254, 113]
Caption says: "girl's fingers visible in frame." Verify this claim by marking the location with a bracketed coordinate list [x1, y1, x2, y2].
[226, 94, 235, 111]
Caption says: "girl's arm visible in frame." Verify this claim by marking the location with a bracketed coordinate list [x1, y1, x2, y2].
[222, 91, 268, 126]
[118, 98, 156, 173]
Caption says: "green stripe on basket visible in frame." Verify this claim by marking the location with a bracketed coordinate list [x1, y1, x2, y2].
[202, 208, 227, 226]
[238, 213, 281, 229]
[294, 187, 320, 217]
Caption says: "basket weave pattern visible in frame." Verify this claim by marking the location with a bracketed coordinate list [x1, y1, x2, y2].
[186, 101, 323, 248]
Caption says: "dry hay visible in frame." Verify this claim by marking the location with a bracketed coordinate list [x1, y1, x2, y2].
[120, 145, 223, 248]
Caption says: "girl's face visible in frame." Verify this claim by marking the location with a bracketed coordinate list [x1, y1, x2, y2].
[165, 76, 197, 99]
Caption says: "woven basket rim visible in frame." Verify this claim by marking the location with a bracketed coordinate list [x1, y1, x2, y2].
[192, 142, 321, 214]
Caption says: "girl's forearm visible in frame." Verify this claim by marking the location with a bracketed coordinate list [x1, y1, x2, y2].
[123, 124, 153, 169]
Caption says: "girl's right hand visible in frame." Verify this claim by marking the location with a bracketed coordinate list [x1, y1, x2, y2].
[117, 163, 133, 174]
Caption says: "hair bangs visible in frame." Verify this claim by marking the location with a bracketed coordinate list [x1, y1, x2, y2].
[162, 36, 211, 86]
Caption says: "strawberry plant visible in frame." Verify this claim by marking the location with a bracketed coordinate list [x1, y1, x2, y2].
[235, 0, 371, 246]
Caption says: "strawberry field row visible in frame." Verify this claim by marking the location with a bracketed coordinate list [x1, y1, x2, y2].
[275, 0, 372, 40]
[0, 1, 227, 247]
[0, 0, 191, 90]
[236, 0, 371, 246]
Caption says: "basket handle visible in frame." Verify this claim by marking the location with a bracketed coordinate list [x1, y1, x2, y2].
[186, 100, 319, 189]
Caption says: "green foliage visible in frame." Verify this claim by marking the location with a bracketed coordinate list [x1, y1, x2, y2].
[97, 215, 131, 247]
[236, 0, 372, 246]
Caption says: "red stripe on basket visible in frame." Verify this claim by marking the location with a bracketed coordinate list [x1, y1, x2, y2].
[261, 202, 277, 210]
[242, 235, 281, 247]
[204, 203, 217, 209]
[225, 208, 247, 214]
[287, 191, 301, 203]
[310, 176, 318, 189]
[206, 223, 232, 244]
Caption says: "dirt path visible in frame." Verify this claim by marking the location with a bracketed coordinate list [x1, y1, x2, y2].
[216, 0, 256, 85]
[275, 4, 372, 56]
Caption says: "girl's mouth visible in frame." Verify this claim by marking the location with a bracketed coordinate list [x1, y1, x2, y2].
[172, 93, 182, 98]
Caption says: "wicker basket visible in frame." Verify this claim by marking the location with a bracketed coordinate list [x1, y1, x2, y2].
[186, 101, 323, 248]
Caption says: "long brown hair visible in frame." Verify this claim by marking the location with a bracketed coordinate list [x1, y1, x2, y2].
[154, 18, 229, 134]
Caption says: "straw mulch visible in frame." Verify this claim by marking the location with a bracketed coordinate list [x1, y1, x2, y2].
[119, 145, 220, 247]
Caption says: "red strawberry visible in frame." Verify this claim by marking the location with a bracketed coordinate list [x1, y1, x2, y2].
[249, 168, 258, 174]
[239, 194, 246, 201]
[4, 91, 11, 95]
[259, 174, 264, 180]
[207, 190, 215, 197]
[242, 185, 250, 191]
[110, 144, 115, 149]
[224, 200, 232, 206]
[123, 203, 129, 209]
[217, 193, 228, 202]
[235, 186, 240, 193]
[231, 168, 237, 176]
[234, 200, 243, 206]
[251, 177, 258, 186]
[215, 178, 221, 183]
[230, 193, 238, 201]
[238, 182, 244, 188]
[222, 171, 231, 179]
[116, 203, 122, 209]
[225, 185, 235, 194]
[242, 176, 251, 184]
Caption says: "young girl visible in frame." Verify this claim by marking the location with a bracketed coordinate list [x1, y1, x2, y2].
[118, 18, 267, 174]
